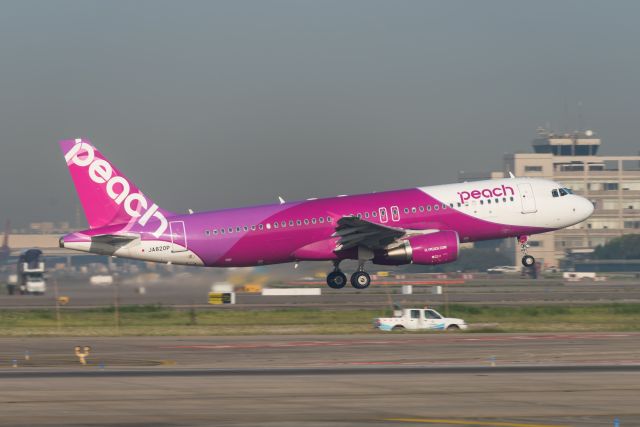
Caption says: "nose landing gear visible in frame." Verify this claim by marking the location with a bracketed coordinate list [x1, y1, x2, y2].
[519, 235, 536, 267]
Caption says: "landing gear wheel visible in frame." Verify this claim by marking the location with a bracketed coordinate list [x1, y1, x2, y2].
[522, 255, 535, 267]
[350, 271, 371, 289]
[327, 271, 347, 289]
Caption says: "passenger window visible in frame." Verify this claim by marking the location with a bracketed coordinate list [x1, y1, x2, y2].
[442, 204, 447, 209]
[213, 229, 218, 235]
[552, 189, 559, 197]
[480, 200, 484, 205]
[364, 212, 370, 218]
[289, 220, 294, 226]
[410, 310, 420, 319]
[236, 226, 241, 232]
[281, 221, 286, 228]
[372, 211, 377, 217]
[259, 224, 264, 230]
[205, 230, 210, 236]
[427, 205, 432, 211]
[434, 205, 439, 211]
[228, 227, 233, 233]
[411, 207, 417, 213]
[487, 199, 491, 204]
[312, 218, 317, 224]
[297, 220, 302, 225]
[243, 226, 248, 231]
[404, 207, 409, 214]
[319, 217, 324, 223]
[220, 228, 225, 234]
[419, 206, 424, 212]
[503, 197, 507, 202]
[250, 225, 256, 231]
[510, 197, 514, 201]
[303, 219, 308, 225]
[357, 213, 362, 219]
[327, 217, 333, 222]
[266, 223, 271, 230]
[273, 222, 278, 229]
[457, 203, 461, 207]
[449, 203, 453, 208]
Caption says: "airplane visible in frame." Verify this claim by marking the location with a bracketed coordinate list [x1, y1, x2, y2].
[58, 139, 594, 289]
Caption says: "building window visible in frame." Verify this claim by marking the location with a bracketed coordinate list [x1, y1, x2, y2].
[524, 166, 543, 172]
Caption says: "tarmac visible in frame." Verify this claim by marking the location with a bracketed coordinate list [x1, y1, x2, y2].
[1, 276, 640, 309]
[0, 333, 638, 426]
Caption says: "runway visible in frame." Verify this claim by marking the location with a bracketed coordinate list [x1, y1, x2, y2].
[0, 333, 638, 426]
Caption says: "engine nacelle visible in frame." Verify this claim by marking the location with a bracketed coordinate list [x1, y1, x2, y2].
[372, 231, 460, 266]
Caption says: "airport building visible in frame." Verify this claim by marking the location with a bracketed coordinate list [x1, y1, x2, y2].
[501, 128, 640, 267]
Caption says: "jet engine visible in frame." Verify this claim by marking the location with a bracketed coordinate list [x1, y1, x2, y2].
[372, 230, 460, 266]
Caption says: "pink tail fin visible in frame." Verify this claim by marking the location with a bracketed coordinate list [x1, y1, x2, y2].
[60, 139, 173, 237]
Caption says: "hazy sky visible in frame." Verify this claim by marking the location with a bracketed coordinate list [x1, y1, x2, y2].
[1, 0, 639, 228]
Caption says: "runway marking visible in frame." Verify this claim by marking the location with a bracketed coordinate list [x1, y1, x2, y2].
[384, 418, 570, 427]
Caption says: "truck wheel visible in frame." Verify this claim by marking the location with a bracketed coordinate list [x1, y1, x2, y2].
[447, 325, 460, 331]
[392, 325, 404, 331]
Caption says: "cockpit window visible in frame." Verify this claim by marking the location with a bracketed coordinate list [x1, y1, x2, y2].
[563, 188, 573, 194]
[559, 188, 568, 196]
[552, 189, 559, 198]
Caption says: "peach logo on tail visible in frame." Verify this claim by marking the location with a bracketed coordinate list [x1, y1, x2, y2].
[64, 140, 168, 238]
[458, 185, 515, 204]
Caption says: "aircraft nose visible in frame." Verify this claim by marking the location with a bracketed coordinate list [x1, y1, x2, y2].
[577, 196, 594, 221]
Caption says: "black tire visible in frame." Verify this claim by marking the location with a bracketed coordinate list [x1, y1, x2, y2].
[447, 324, 460, 331]
[522, 255, 535, 267]
[326, 271, 347, 289]
[350, 271, 371, 289]
[392, 325, 404, 331]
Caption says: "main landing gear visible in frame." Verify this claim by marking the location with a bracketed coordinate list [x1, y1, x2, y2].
[519, 235, 536, 267]
[326, 260, 372, 290]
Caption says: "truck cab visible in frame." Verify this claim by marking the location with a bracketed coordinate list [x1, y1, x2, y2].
[375, 307, 467, 331]
[17, 249, 46, 295]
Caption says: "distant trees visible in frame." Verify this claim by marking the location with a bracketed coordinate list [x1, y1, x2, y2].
[593, 235, 640, 259]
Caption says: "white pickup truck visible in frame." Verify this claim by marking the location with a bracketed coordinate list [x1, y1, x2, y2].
[374, 308, 467, 331]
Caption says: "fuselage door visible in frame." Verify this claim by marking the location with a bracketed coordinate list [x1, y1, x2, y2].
[379, 207, 389, 224]
[169, 221, 188, 253]
[518, 183, 537, 214]
[391, 205, 401, 222]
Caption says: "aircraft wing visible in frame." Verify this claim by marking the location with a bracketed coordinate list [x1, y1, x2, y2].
[332, 216, 429, 251]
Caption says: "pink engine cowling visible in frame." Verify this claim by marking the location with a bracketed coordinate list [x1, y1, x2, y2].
[372, 230, 460, 266]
